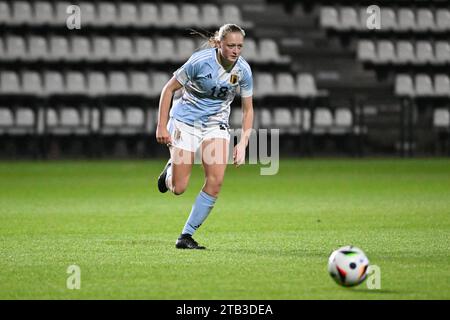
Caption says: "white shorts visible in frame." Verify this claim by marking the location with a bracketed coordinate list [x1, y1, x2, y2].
[167, 118, 230, 153]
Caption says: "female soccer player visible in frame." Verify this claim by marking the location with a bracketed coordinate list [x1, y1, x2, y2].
[155, 24, 254, 249]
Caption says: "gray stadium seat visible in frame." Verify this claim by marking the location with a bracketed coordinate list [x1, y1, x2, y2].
[0, 71, 21, 94]
[0, 1, 10, 24]
[377, 40, 395, 63]
[180, 4, 201, 27]
[44, 71, 64, 95]
[274, 108, 293, 131]
[415, 74, 433, 97]
[320, 6, 339, 29]
[396, 41, 415, 64]
[275, 73, 296, 96]
[28, 36, 48, 61]
[395, 74, 414, 97]
[11, 107, 35, 135]
[254, 73, 275, 97]
[357, 40, 376, 62]
[380, 8, 397, 31]
[0, 107, 13, 133]
[54, 1, 71, 26]
[259, 39, 289, 63]
[332, 108, 353, 134]
[108, 72, 129, 94]
[150, 72, 171, 96]
[6, 35, 27, 60]
[154, 38, 176, 62]
[66, 72, 86, 94]
[160, 3, 179, 27]
[135, 38, 154, 62]
[340, 7, 360, 30]
[78, 2, 96, 26]
[433, 109, 450, 128]
[117, 2, 138, 26]
[416, 9, 435, 31]
[435, 42, 450, 64]
[201, 4, 221, 28]
[415, 41, 434, 64]
[71, 36, 91, 61]
[434, 75, 450, 97]
[49, 36, 69, 61]
[34, 1, 54, 25]
[97, 2, 117, 26]
[92, 36, 112, 61]
[176, 38, 196, 62]
[22, 71, 43, 95]
[123, 108, 145, 134]
[113, 37, 133, 62]
[297, 73, 318, 98]
[102, 107, 123, 134]
[11, 1, 33, 25]
[397, 8, 416, 31]
[436, 9, 450, 31]
[138, 3, 159, 27]
[87, 72, 107, 97]
[221, 4, 243, 26]
[313, 108, 333, 134]
[129, 72, 151, 96]
[242, 38, 258, 62]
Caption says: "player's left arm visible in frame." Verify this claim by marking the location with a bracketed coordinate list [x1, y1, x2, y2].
[233, 96, 254, 167]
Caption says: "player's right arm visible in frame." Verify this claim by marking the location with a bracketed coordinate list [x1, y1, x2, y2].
[156, 76, 183, 145]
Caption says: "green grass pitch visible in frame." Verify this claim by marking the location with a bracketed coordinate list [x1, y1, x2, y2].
[0, 159, 449, 299]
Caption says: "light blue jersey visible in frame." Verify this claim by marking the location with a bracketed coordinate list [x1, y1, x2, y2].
[171, 47, 253, 127]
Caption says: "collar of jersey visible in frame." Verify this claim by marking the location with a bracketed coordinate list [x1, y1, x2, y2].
[214, 48, 238, 73]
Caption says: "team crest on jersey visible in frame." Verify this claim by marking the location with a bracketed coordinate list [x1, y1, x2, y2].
[229, 74, 239, 84]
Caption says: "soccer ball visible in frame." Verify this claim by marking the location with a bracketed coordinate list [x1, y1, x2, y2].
[328, 245, 369, 287]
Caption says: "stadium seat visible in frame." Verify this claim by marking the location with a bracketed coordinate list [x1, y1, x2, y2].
[340, 7, 360, 30]
[297, 73, 318, 98]
[54, 1, 71, 26]
[415, 74, 433, 97]
[150, 72, 170, 96]
[435, 42, 450, 64]
[201, 4, 221, 28]
[0, 71, 21, 94]
[176, 38, 196, 62]
[380, 8, 397, 31]
[433, 109, 450, 128]
[108, 72, 129, 95]
[78, 2, 96, 26]
[124, 108, 144, 127]
[44, 71, 64, 95]
[395, 74, 414, 97]
[320, 6, 339, 29]
[0, 1, 10, 24]
[135, 38, 154, 62]
[138, 3, 159, 27]
[58, 108, 83, 133]
[415, 41, 434, 64]
[377, 40, 396, 63]
[102, 108, 123, 134]
[154, 38, 176, 62]
[22, 71, 43, 95]
[357, 40, 376, 62]
[259, 39, 287, 63]
[313, 108, 333, 134]
[332, 108, 353, 134]
[397, 8, 416, 31]
[71, 36, 91, 61]
[28, 36, 48, 61]
[254, 73, 275, 97]
[396, 41, 415, 64]
[180, 4, 201, 27]
[222, 4, 243, 26]
[0, 38, 3, 58]
[242, 38, 258, 62]
[129, 72, 151, 96]
[0, 107, 14, 129]
[435, 9, 450, 31]
[160, 3, 179, 27]
[87, 72, 107, 97]
[5, 35, 27, 60]
[92, 36, 112, 61]
[66, 72, 86, 94]
[275, 73, 296, 96]
[117, 2, 138, 27]
[11, 1, 33, 25]
[113, 37, 133, 62]
[434, 75, 450, 97]
[97, 2, 117, 26]
[49, 36, 69, 61]
[274, 108, 293, 128]
[13, 107, 35, 134]
[34, 1, 54, 25]
[416, 9, 435, 31]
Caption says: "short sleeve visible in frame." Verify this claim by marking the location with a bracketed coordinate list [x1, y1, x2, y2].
[173, 54, 197, 86]
[239, 64, 253, 98]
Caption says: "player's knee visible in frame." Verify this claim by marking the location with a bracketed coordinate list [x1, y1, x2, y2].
[205, 176, 223, 195]
[172, 181, 188, 195]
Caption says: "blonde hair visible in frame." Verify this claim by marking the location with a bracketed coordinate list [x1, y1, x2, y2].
[191, 24, 246, 49]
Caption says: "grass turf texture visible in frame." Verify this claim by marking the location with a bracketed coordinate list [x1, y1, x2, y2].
[0, 159, 449, 299]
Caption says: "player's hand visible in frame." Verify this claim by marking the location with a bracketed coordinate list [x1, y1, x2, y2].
[233, 142, 246, 167]
[156, 125, 172, 146]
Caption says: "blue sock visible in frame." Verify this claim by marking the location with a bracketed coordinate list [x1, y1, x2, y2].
[182, 190, 217, 236]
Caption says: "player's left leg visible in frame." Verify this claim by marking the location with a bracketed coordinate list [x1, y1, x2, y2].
[176, 137, 229, 249]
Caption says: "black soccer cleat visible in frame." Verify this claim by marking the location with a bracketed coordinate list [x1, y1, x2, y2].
[157, 159, 172, 193]
[175, 234, 206, 250]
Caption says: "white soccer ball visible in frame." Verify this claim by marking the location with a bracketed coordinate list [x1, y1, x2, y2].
[328, 245, 370, 287]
